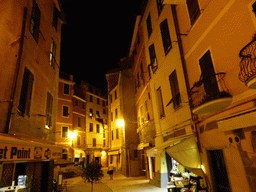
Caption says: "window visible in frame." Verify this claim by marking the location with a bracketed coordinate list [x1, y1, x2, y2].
[146, 13, 152, 38]
[116, 129, 119, 139]
[77, 135, 81, 146]
[115, 108, 118, 119]
[156, 0, 164, 15]
[137, 72, 140, 88]
[102, 100, 106, 107]
[75, 99, 78, 106]
[97, 124, 100, 133]
[103, 139, 106, 147]
[62, 106, 69, 117]
[45, 92, 53, 129]
[93, 138, 96, 147]
[52, 6, 59, 30]
[149, 44, 158, 73]
[145, 100, 150, 121]
[199, 50, 219, 96]
[140, 106, 144, 126]
[187, 0, 201, 25]
[97, 98, 100, 105]
[90, 123, 93, 132]
[103, 108, 106, 114]
[114, 90, 117, 100]
[82, 102, 85, 109]
[89, 108, 93, 117]
[103, 130, 106, 138]
[19, 67, 34, 116]
[62, 126, 68, 138]
[90, 95, 93, 102]
[156, 87, 165, 118]
[78, 117, 81, 127]
[253, 2, 256, 17]
[96, 110, 100, 118]
[169, 70, 181, 109]
[160, 19, 172, 55]
[30, 0, 41, 43]
[63, 83, 69, 95]
[50, 39, 56, 68]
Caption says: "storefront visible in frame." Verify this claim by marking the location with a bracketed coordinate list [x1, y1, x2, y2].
[0, 135, 62, 192]
[147, 134, 208, 192]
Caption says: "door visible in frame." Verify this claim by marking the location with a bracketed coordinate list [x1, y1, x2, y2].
[208, 149, 231, 192]
[199, 50, 219, 96]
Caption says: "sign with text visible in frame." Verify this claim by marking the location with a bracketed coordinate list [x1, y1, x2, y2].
[0, 143, 62, 161]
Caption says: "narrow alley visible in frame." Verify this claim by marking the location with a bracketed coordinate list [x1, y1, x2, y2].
[64, 168, 167, 192]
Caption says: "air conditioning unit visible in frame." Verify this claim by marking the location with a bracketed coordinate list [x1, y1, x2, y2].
[162, 0, 186, 4]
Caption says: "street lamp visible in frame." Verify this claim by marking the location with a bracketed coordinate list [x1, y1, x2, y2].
[116, 119, 125, 127]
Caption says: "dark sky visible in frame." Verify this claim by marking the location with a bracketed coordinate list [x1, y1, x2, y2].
[60, 1, 143, 88]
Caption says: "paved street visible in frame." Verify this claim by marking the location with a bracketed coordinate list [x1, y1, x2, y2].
[64, 168, 167, 192]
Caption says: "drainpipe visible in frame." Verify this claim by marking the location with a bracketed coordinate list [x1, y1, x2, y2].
[171, 5, 202, 152]
[5, 7, 28, 133]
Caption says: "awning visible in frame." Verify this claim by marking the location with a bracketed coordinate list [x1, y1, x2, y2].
[165, 135, 201, 169]
[0, 134, 63, 161]
[108, 150, 120, 155]
[217, 108, 256, 131]
[137, 143, 150, 150]
[147, 134, 193, 157]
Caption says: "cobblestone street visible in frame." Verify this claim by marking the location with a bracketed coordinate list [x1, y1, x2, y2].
[64, 168, 167, 192]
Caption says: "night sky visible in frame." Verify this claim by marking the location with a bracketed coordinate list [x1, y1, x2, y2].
[60, 1, 143, 88]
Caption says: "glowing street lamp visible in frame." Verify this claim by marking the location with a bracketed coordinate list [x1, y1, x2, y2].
[68, 131, 77, 140]
[116, 119, 125, 127]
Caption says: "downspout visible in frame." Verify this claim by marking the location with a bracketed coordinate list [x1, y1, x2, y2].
[5, 7, 28, 133]
[171, 5, 203, 152]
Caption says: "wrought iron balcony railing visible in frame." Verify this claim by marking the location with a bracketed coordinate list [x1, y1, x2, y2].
[239, 38, 256, 83]
[190, 73, 232, 110]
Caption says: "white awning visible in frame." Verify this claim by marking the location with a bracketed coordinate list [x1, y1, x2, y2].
[217, 108, 256, 131]
[165, 135, 201, 169]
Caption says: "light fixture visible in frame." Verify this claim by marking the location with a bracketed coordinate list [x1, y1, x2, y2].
[116, 119, 125, 127]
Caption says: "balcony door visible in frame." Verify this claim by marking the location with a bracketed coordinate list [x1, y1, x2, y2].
[199, 50, 219, 96]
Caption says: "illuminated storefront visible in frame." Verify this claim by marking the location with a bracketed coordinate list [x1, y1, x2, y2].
[0, 135, 62, 191]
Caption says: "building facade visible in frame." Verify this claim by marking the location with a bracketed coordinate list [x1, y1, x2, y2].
[56, 74, 87, 163]
[82, 83, 108, 167]
[129, 16, 156, 179]
[0, 0, 64, 191]
[131, 0, 198, 188]
[106, 64, 140, 177]
[173, 0, 256, 191]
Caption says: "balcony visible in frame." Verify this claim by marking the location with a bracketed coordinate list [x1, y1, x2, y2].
[190, 73, 232, 115]
[239, 38, 256, 88]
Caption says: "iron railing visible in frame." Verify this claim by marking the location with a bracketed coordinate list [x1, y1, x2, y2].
[239, 38, 256, 83]
[190, 73, 232, 109]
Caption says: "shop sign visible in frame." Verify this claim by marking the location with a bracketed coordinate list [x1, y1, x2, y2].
[0, 143, 62, 161]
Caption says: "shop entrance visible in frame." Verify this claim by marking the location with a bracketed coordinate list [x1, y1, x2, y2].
[208, 149, 231, 192]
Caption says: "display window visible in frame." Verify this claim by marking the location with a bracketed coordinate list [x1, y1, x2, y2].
[167, 158, 207, 192]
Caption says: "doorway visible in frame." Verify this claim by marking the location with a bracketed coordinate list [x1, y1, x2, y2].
[208, 149, 231, 192]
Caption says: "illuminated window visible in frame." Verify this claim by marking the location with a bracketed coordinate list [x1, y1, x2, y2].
[50, 39, 56, 68]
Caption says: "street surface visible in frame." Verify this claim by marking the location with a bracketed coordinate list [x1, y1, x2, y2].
[64, 167, 167, 192]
